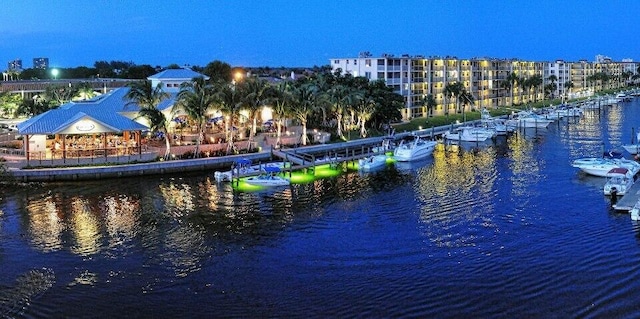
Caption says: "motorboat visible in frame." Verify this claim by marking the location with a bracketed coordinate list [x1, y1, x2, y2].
[621, 132, 640, 155]
[358, 154, 388, 171]
[214, 158, 284, 182]
[393, 134, 438, 162]
[371, 137, 395, 153]
[244, 166, 290, 187]
[506, 111, 554, 129]
[631, 200, 640, 221]
[442, 126, 496, 142]
[603, 167, 634, 196]
[571, 157, 640, 177]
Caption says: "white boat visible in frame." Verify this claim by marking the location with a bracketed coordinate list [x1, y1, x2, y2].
[631, 200, 640, 221]
[442, 126, 496, 142]
[358, 154, 388, 171]
[603, 167, 634, 196]
[393, 134, 437, 162]
[245, 167, 290, 187]
[621, 132, 640, 155]
[506, 111, 554, 128]
[571, 157, 640, 177]
[214, 158, 284, 182]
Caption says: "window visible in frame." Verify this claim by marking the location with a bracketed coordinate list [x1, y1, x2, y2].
[334, 60, 340, 64]
[354, 60, 357, 65]
[346, 60, 349, 64]
[378, 59, 385, 66]
[365, 59, 371, 67]
[365, 72, 371, 79]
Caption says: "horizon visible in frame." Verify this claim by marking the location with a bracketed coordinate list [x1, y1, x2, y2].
[2, 0, 640, 69]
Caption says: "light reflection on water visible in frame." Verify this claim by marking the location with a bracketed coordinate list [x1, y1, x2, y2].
[3, 102, 640, 317]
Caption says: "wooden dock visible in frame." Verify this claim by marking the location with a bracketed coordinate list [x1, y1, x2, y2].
[613, 182, 640, 211]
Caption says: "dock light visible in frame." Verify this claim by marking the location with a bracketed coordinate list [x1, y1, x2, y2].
[418, 126, 422, 130]
[51, 68, 59, 80]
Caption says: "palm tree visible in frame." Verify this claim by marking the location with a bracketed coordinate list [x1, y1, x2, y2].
[422, 93, 436, 117]
[241, 78, 269, 150]
[177, 77, 216, 157]
[75, 82, 98, 101]
[290, 82, 320, 146]
[563, 81, 574, 102]
[444, 81, 463, 114]
[547, 75, 558, 99]
[327, 84, 359, 140]
[124, 80, 172, 159]
[505, 72, 519, 106]
[528, 74, 543, 103]
[266, 81, 293, 148]
[213, 79, 245, 154]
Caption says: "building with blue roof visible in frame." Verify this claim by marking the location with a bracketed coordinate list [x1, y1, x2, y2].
[16, 68, 207, 163]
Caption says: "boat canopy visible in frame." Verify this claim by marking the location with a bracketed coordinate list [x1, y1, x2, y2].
[264, 166, 281, 173]
[235, 158, 252, 165]
[607, 167, 630, 177]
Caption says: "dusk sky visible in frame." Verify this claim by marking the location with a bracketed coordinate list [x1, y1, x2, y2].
[2, 0, 639, 69]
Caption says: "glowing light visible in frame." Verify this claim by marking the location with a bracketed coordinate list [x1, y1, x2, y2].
[51, 68, 59, 80]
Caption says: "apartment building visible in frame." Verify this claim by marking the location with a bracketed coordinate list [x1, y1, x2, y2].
[331, 54, 631, 120]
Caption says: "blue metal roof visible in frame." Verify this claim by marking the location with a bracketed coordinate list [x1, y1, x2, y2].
[17, 87, 161, 135]
[147, 68, 209, 81]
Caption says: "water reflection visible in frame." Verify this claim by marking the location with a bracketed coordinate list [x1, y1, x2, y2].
[102, 195, 139, 251]
[26, 195, 64, 252]
[414, 147, 498, 248]
[69, 197, 102, 256]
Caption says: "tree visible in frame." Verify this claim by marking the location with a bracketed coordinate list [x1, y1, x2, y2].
[547, 75, 558, 99]
[213, 79, 245, 154]
[504, 72, 519, 106]
[290, 82, 320, 146]
[44, 84, 78, 106]
[444, 81, 463, 114]
[203, 60, 232, 83]
[422, 93, 437, 117]
[240, 78, 269, 150]
[178, 77, 216, 157]
[563, 81, 574, 101]
[124, 80, 172, 159]
[265, 81, 293, 148]
[528, 74, 543, 103]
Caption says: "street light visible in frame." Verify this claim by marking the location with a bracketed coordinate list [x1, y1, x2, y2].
[51, 68, 59, 80]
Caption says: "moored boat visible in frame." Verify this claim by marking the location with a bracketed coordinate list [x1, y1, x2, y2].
[393, 134, 437, 162]
[603, 167, 634, 196]
[358, 154, 388, 171]
[245, 166, 290, 187]
[571, 157, 640, 177]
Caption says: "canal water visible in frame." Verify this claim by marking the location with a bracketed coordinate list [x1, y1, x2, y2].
[2, 100, 640, 318]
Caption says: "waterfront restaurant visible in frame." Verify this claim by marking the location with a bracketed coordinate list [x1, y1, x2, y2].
[16, 69, 209, 166]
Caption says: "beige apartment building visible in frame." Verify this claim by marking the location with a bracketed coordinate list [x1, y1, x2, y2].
[331, 53, 634, 120]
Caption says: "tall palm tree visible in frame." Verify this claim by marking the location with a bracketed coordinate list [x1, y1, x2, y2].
[241, 78, 269, 150]
[265, 81, 293, 148]
[177, 77, 216, 157]
[506, 72, 519, 106]
[290, 82, 320, 146]
[213, 79, 245, 154]
[327, 84, 359, 140]
[444, 81, 464, 114]
[547, 75, 558, 99]
[528, 74, 543, 103]
[124, 80, 172, 159]
[563, 81, 574, 102]
[422, 93, 436, 117]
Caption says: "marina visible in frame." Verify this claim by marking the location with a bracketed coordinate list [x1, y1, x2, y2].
[2, 98, 640, 317]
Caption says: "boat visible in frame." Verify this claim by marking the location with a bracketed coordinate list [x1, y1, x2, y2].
[244, 166, 290, 187]
[442, 126, 496, 142]
[571, 157, 640, 177]
[506, 111, 554, 129]
[621, 132, 640, 155]
[603, 167, 635, 196]
[358, 154, 388, 171]
[393, 134, 438, 162]
[214, 158, 284, 182]
[631, 200, 640, 221]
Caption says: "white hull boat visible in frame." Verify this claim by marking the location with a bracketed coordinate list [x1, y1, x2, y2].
[358, 154, 388, 171]
[571, 157, 640, 177]
[245, 166, 290, 187]
[622, 144, 640, 155]
[443, 126, 496, 142]
[214, 158, 284, 182]
[603, 167, 634, 196]
[393, 134, 437, 162]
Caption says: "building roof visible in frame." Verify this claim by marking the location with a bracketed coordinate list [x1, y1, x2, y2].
[17, 87, 166, 135]
[147, 68, 209, 81]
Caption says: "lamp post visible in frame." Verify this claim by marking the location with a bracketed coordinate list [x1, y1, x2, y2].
[51, 68, 59, 80]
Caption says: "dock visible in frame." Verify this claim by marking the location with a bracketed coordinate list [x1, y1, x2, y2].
[613, 182, 640, 211]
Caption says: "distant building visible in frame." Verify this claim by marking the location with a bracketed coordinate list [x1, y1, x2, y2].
[33, 57, 49, 69]
[8, 59, 22, 72]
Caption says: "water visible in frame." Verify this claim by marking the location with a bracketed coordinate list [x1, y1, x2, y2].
[2, 101, 640, 318]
